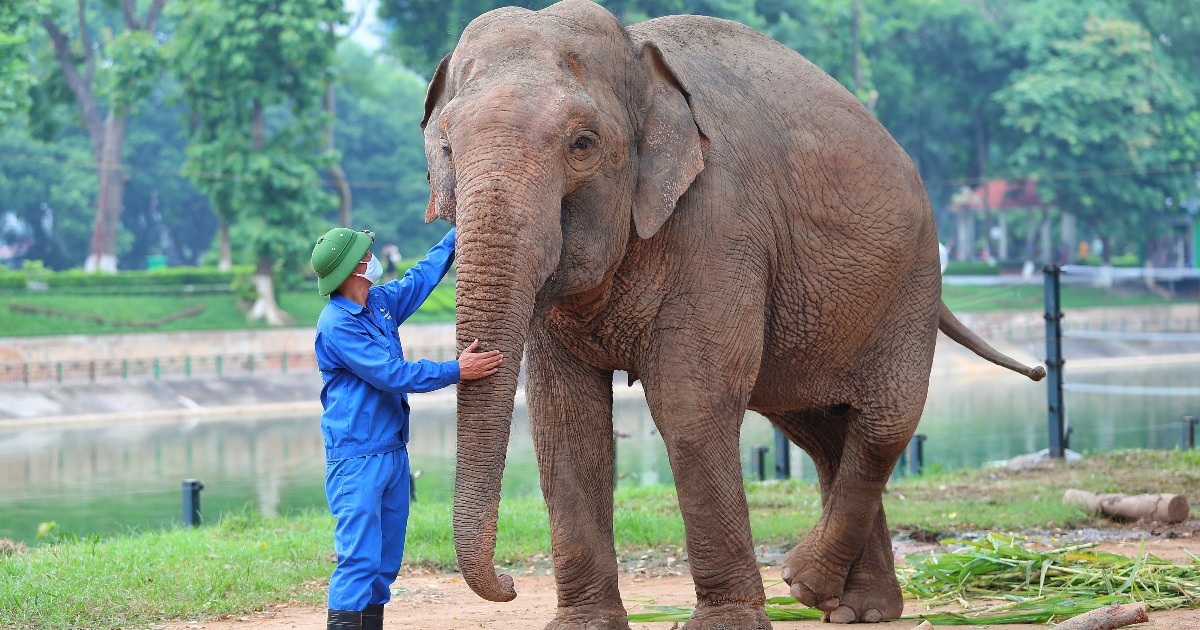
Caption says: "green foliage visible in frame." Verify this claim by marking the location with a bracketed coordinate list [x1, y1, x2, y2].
[103, 30, 161, 112]
[169, 0, 346, 315]
[997, 4, 1198, 258]
[0, 2, 38, 123]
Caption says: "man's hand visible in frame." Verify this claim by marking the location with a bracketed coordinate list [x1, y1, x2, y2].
[458, 339, 503, 380]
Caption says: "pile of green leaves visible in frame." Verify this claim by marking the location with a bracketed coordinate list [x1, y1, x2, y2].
[630, 533, 1200, 625]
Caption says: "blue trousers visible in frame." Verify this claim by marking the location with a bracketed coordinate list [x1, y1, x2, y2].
[326, 448, 410, 611]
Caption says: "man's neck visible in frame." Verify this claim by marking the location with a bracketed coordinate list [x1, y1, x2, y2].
[337, 278, 371, 306]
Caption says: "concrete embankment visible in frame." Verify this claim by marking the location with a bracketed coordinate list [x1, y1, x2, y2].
[0, 324, 453, 429]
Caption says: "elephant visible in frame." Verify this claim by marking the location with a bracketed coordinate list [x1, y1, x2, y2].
[421, 1, 1046, 628]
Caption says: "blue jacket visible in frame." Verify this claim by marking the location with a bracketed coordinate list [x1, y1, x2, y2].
[315, 229, 459, 461]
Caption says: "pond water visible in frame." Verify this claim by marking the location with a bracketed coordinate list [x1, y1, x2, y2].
[1, 361, 1196, 544]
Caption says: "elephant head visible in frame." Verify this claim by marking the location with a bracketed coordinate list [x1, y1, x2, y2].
[420, 0, 706, 602]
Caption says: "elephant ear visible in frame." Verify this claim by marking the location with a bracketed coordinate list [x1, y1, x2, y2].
[633, 43, 707, 239]
[422, 54, 457, 225]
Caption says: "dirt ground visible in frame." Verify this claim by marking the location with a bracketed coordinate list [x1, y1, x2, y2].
[165, 527, 1200, 630]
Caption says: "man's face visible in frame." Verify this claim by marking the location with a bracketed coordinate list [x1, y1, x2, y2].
[354, 251, 374, 273]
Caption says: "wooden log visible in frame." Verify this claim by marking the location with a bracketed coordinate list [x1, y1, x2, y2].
[1063, 489, 1190, 524]
[1053, 602, 1148, 630]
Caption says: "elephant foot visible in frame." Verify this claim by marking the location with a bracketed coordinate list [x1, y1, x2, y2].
[779, 539, 847, 614]
[683, 602, 771, 630]
[780, 536, 903, 624]
[823, 547, 904, 624]
[542, 605, 630, 630]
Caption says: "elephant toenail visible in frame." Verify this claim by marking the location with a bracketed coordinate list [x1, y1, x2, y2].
[780, 566, 792, 581]
[819, 598, 841, 612]
[828, 606, 856, 623]
[863, 609, 882, 622]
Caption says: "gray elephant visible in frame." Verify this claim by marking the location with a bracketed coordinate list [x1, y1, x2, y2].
[421, 1, 1045, 628]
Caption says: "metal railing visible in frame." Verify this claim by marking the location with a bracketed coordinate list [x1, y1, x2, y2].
[0, 345, 460, 386]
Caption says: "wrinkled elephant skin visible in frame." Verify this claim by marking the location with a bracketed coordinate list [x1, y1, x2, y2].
[420, 1, 1044, 628]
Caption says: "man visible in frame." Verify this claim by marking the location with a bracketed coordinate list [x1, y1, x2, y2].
[310, 227, 502, 630]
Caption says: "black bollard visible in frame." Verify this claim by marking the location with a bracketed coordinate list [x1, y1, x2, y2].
[1184, 416, 1198, 451]
[907, 434, 927, 476]
[182, 479, 204, 527]
[773, 428, 791, 480]
[751, 445, 769, 481]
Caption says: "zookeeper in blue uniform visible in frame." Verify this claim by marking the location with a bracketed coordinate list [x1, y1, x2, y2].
[310, 227, 502, 630]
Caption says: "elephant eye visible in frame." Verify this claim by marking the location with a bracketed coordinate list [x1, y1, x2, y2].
[571, 135, 594, 150]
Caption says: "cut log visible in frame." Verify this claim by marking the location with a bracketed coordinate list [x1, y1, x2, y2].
[1053, 602, 1148, 630]
[1063, 489, 1190, 524]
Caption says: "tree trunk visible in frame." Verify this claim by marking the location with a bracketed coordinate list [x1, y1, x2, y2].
[325, 82, 352, 227]
[245, 256, 293, 326]
[244, 101, 291, 326]
[217, 219, 232, 272]
[85, 110, 129, 273]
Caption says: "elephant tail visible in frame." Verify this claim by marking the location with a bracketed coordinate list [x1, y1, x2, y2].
[938, 301, 1047, 381]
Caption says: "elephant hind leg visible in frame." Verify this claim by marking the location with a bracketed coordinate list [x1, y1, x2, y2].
[770, 407, 908, 623]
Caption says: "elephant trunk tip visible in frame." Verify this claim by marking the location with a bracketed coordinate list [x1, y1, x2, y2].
[467, 572, 518, 602]
[1028, 365, 1047, 381]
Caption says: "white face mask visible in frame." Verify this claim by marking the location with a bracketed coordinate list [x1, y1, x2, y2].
[355, 255, 384, 284]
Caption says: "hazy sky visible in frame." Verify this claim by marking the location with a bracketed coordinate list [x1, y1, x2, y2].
[343, 0, 386, 51]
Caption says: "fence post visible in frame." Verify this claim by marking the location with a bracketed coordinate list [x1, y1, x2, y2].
[908, 434, 927, 475]
[22, 363, 28, 386]
[184, 356, 191, 377]
[751, 445, 769, 481]
[1184, 416, 1198, 451]
[153, 358, 161, 379]
[1043, 265, 1066, 459]
[216, 355, 223, 377]
[182, 479, 204, 527]
[281, 353, 288, 374]
[88, 360, 95, 383]
[773, 428, 790, 480]
[56, 362, 62, 384]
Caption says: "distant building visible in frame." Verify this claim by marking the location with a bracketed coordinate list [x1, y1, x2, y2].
[948, 179, 1062, 264]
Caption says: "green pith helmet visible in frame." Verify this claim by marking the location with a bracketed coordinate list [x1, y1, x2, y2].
[311, 228, 374, 296]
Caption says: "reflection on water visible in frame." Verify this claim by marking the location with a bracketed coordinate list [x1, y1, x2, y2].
[1, 363, 1196, 544]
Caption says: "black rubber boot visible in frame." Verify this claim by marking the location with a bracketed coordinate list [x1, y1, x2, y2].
[327, 609, 362, 630]
[362, 603, 384, 630]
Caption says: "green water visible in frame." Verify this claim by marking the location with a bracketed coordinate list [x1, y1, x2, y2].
[1, 362, 1195, 544]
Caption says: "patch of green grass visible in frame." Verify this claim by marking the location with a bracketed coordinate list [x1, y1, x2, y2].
[0, 286, 456, 337]
[936, 283, 1171, 312]
[941, 284, 1173, 312]
[3, 450, 1198, 628]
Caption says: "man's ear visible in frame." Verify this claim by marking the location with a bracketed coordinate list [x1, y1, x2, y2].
[423, 54, 456, 224]
[632, 42, 706, 239]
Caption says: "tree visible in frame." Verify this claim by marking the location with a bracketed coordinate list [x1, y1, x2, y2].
[0, 2, 38, 124]
[170, 0, 344, 325]
[327, 41, 447, 257]
[41, 0, 168, 272]
[997, 9, 1196, 263]
[0, 127, 95, 269]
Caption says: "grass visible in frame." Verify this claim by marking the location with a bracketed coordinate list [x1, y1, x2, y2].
[941, 283, 1175, 312]
[0, 285, 456, 337]
[3, 450, 1198, 628]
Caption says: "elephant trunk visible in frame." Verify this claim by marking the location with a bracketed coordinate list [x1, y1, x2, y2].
[451, 167, 560, 603]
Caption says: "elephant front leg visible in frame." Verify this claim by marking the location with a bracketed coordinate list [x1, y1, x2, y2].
[526, 334, 628, 630]
[642, 372, 770, 630]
